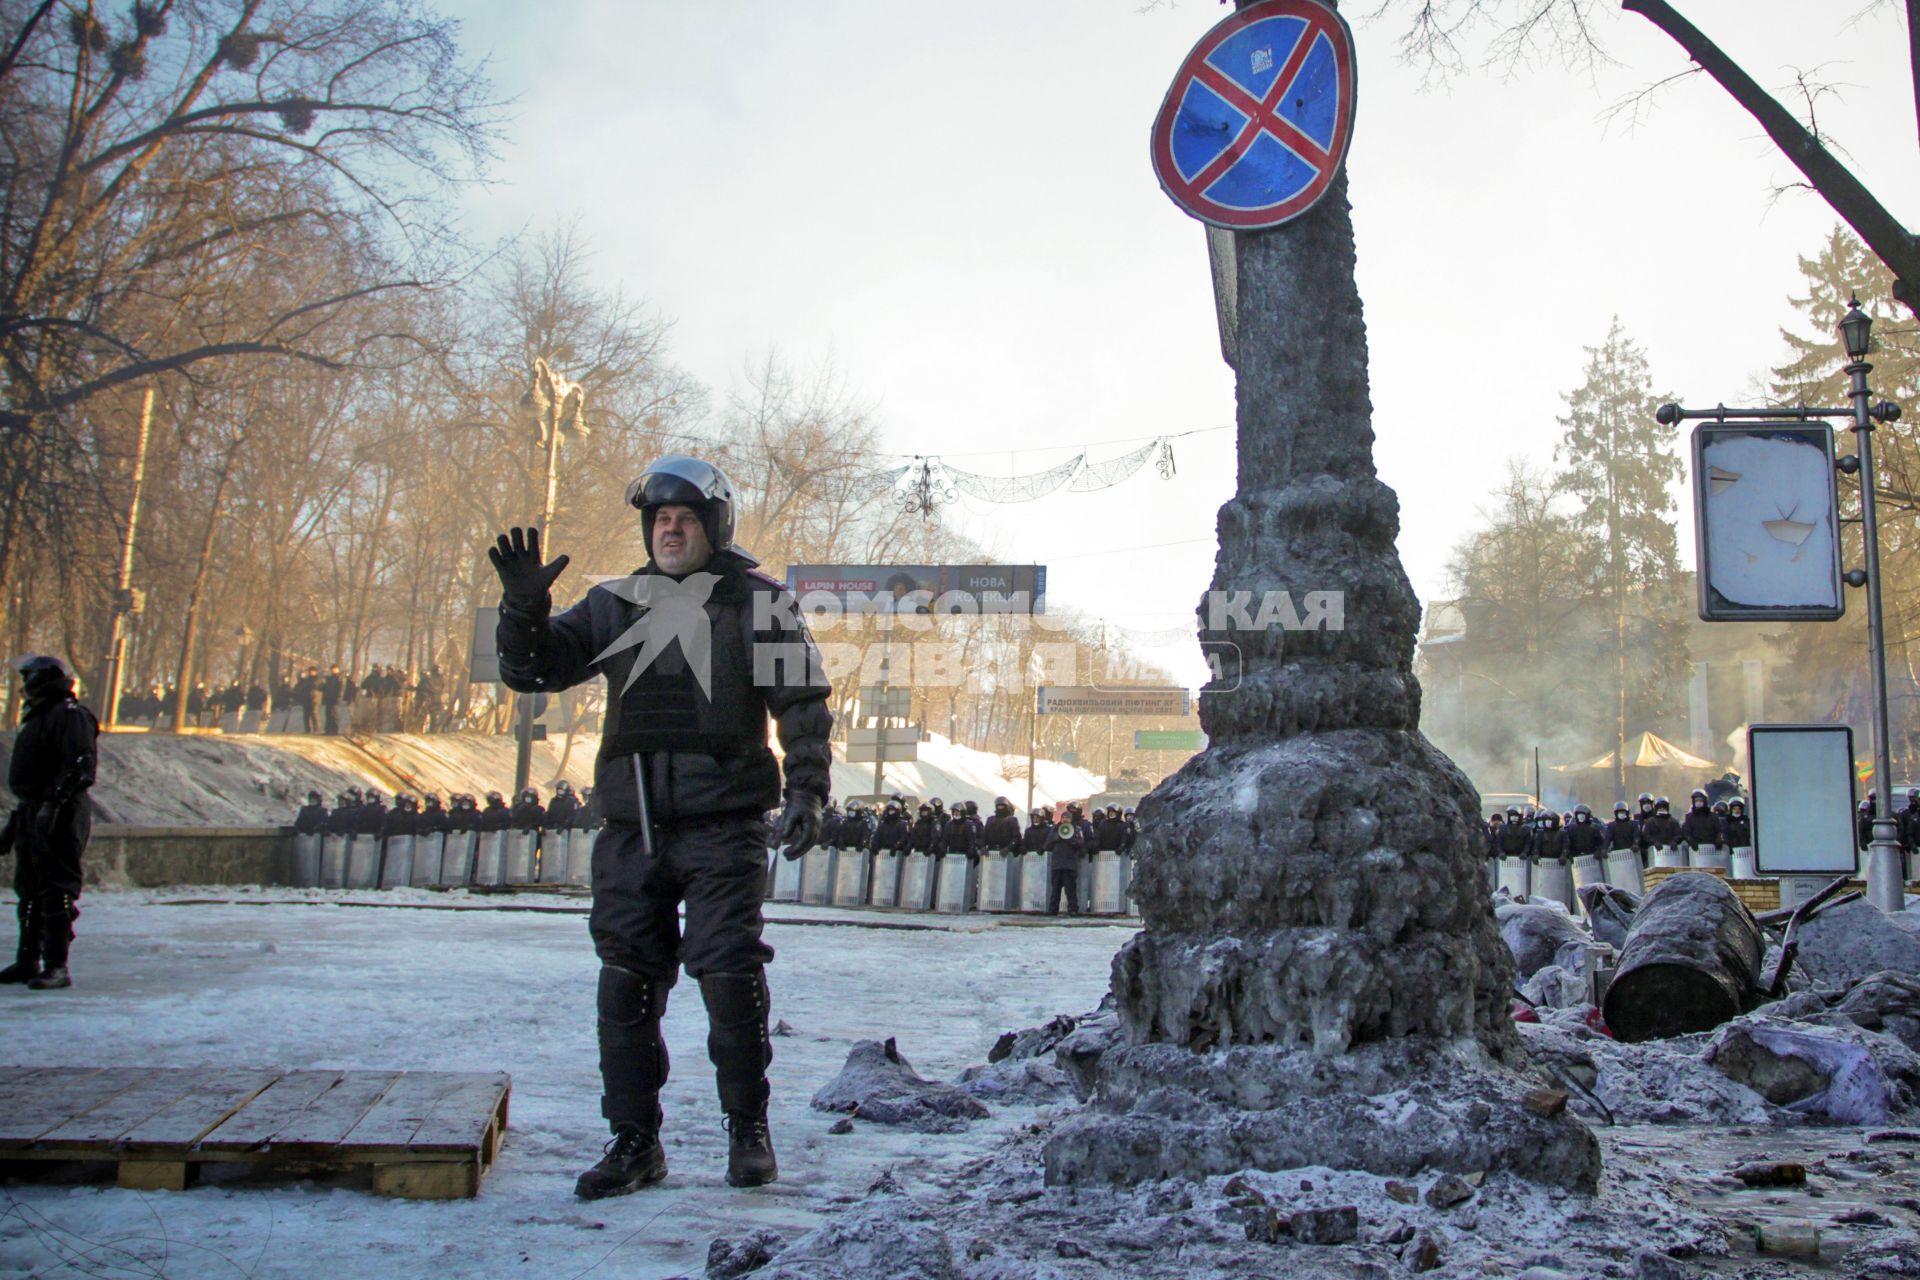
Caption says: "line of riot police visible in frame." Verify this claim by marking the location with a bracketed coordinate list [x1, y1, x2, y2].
[291, 780, 602, 837]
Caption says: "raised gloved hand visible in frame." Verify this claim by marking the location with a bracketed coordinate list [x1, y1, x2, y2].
[488, 527, 570, 609]
[775, 792, 824, 862]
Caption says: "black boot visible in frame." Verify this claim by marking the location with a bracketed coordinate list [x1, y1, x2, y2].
[0, 903, 39, 984]
[574, 1113, 667, 1199]
[723, 1107, 777, 1188]
[699, 971, 777, 1187]
[27, 896, 70, 990]
[577, 966, 671, 1198]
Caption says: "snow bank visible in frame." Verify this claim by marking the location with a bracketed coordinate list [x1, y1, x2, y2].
[0, 726, 1110, 826]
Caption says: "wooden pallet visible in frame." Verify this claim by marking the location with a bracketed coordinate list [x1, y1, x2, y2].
[0, 1066, 509, 1199]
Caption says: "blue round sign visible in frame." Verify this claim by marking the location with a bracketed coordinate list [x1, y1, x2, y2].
[1150, 0, 1358, 230]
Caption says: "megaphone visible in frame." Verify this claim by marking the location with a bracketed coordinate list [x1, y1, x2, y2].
[1055, 821, 1076, 839]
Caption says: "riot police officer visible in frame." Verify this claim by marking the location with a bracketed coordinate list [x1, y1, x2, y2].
[489, 454, 830, 1198]
[477, 791, 510, 831]
[983, 797, 1021, 852]
[1604, 802, 1638, 856]
[545, 781, 579, 831]
[1044, 808, 1086, 914]
[294, 791, 330, 834]
[1, 656, 98, 989]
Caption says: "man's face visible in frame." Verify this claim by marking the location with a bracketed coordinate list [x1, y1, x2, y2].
[652, 504, 712, 575]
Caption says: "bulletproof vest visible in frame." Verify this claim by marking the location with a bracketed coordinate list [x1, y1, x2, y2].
[598, 567, 765, 761]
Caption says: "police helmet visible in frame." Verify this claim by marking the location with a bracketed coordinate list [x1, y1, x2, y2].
[307, 790, 323, 804]
[348, 786, 364, 801]
[1505, 806, 1521, 820]
[1573, 803, 1591, 820]
[555, 780, 573, 797]
[1542, 810, 1561, 826]
[1654, 796, 1671, 812]
[1729, 797, 1746, 813]
[13, 654, 74, 703]
[520, 788, 539, 804]
[1712, 800, 1729, 815]
[627, 455, 735, 559]
[1124, 808, 1136, 818]
[1860, 798, 1874, 812]
[366, 789, 384, 804]
[486, 791, 504, 805]
[1613, 801, 1629, 816]
[930, 797, 944, 810]
[1637, 792, 1655, 808]
[1690, 788, 1708, 806]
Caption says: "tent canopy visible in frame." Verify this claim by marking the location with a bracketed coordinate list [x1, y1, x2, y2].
[1558, 731, 1716, 772]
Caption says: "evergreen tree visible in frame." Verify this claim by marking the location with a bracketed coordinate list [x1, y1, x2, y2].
[1554, 319, 1687, 802]
[1769, 226, 1920, 772]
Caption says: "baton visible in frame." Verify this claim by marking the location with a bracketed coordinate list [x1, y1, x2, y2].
[631, 755, 656, 857]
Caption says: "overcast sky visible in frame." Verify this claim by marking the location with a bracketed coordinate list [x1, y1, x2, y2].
[452, 0, 1919, 691]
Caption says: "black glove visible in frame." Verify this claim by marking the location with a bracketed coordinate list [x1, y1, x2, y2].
[32, 804, 57, 844]
[487, 527, 570, 609]
[775, 793, 824, 862]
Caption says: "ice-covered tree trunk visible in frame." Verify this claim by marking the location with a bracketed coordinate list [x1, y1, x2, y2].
[1042, 110, 1600, 1190]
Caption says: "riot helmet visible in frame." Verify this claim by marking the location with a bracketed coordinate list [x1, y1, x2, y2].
[1613, 801, 1629, 817]
[1573, 803, 1591, 822]
[1654, 796, 1671, 813]
[555, 780, 573, 797]
[1729, 798, 1745, 815]
[627, 455, 736, 559]
[1712, 800, 1729, 816]
[307, 790, 323, 805]
[486, 791, 504, 806]
[1690, 789, 1708, 809]
[1637, 792, 1654, 811]
[1505, 806, 1521, 821]
[13, 654, 74, 705]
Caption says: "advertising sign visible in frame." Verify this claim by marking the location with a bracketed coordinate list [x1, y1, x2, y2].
[1694, 423, 1844, 621]
[1037, 687, 1191, 717]
[787, 565, 1046, 615]
[1750, 723, 1858, 876]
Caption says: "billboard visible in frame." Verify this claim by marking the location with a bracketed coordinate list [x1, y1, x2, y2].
[1135, 728, 1206, 750]
[1693, 423, 1844, 621]
[787, 564, 1046, 615]
[1750, 723, 1857, 876]
[1037, 687, 1191, 716]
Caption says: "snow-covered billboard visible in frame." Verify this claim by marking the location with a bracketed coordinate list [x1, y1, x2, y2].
[1693, 423, 1844, 621]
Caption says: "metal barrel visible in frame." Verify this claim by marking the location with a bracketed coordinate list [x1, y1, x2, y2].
[1602, 871, 1762, 1043]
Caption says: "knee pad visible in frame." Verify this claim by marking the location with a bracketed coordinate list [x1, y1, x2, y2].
[597, 964, 668, 1028]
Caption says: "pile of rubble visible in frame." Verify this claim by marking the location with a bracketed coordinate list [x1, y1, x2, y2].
[700, 875, 1920, 1279]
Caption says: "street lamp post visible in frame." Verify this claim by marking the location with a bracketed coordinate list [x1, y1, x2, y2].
[512, 358, 586, 797]
[1841, 299, 1909, 911]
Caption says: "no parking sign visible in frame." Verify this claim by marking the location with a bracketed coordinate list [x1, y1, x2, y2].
[1150, 0, 1357, 230]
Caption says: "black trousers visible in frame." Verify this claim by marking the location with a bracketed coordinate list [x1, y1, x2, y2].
[1047, 867, 1079, 915]
[589, 813, 775, 1126]
[12, 801, 88, 965]
[589, 814, 775, 980]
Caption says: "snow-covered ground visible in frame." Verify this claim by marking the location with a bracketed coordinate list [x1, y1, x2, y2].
[0, 729, 1112, 827]
[0, 888, 1129, 1279]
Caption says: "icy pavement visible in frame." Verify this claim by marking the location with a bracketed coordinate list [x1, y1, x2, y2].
[7, 891, 1920, 1279]
[0, 889, 1128, 1279]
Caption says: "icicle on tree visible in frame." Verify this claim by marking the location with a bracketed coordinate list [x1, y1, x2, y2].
[1043, 0, 1599, 1191]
